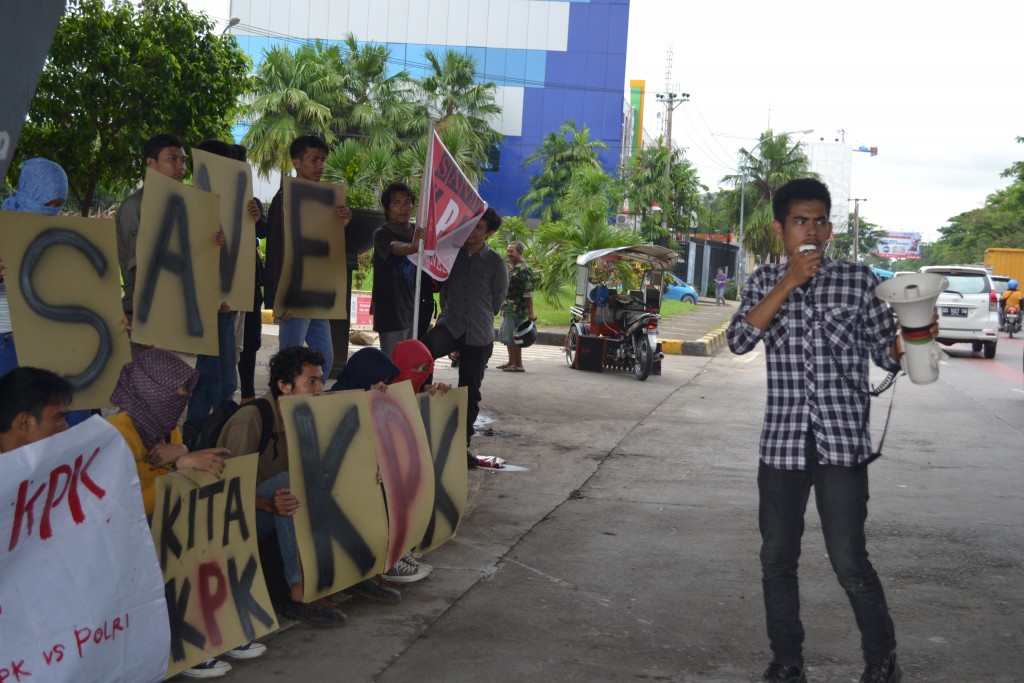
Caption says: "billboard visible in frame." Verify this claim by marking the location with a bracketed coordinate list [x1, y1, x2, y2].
[873, 231, 923, 260]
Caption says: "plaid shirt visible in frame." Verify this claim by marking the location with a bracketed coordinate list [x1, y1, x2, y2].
[727, 257, 900, 470]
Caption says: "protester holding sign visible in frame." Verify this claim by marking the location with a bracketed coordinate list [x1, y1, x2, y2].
[217, 346, 348, 627]
[0, 157, 68, 375]
[116, 135, 225, 360]
[264, 135, 351, 377]
[421, 209, 508, 466]
[0, 366, 71, 452]
[107, 348, 227, 516]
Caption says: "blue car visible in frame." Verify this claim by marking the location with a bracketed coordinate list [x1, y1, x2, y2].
[664, 273, 698, 304]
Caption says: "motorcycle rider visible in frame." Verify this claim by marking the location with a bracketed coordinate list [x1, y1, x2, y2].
[1000, 279, 1023, 331]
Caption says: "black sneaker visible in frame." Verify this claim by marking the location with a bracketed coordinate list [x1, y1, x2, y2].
[860, 652, 902, 683]
[762, 661, 807, 683]
[280, 598, 347, 627]
[344, 576, 402, 604]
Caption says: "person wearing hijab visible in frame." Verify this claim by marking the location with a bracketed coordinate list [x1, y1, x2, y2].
[329, 347, 399, 392]
[107, 348, 227, 517]
[1, 158, 69, 376]
[390, 339, 451, 396]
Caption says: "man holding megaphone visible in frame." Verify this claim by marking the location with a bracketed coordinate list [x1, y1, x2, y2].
[727, 179, 919, 683]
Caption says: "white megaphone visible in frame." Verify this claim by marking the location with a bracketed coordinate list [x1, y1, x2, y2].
[874, 273, 948, 385]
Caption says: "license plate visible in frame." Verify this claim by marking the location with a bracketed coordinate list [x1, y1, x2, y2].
[941, 306, 967, 317]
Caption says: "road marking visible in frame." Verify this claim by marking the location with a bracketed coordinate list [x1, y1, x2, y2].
[733, 351, 760, 364]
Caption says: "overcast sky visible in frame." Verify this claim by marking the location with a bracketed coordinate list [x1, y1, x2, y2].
[187, 0, 1022, 242]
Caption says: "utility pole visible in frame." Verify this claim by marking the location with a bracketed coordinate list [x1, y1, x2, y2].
[851, 198, 866, 262]
[654, 91, 689, 236]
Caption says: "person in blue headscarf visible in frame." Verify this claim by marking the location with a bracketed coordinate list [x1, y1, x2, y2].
[1, 158, 69, 377]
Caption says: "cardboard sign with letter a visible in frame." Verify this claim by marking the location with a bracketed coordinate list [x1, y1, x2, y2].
[275, 176, 347, 319]
[0, 416, 170, 683]
[414, 387, 468, 554]
[191, 148, 256, 312]
[131, 168, 220, 355]
[151, 454, 278, 678]
[0, 212, 131, 409]
[279, 390, 388, 601]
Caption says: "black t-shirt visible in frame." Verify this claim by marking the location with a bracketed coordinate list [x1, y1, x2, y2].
[371, 223, 432, 332]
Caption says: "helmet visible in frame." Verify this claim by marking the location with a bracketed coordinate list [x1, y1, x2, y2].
[513, 320, 537, 348]
[1009, 279, 1018, 290]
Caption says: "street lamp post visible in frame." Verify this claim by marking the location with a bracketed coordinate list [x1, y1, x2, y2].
[221, 16, 240, 34]
[736, 128, 813, 288]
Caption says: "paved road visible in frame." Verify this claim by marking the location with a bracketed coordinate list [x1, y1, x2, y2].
[232, 328, 1022, 683]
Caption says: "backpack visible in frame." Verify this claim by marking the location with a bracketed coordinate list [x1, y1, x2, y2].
[182, 398, 278, 458]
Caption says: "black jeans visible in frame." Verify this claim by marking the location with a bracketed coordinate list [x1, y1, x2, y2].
[758, 433, 896, 667]
[421, 324, 492, 449]
[238, 309, 263, 399]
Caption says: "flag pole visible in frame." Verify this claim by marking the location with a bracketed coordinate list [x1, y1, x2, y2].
[412, 121, 435, 339]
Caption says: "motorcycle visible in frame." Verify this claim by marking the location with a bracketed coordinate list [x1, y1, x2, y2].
[1005, 304, 1021, 338]
[564, 245, 676, 381]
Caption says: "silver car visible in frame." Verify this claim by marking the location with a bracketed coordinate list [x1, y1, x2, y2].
[920, 265, 999, 358]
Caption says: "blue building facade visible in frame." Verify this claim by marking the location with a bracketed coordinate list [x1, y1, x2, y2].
[230, 0, 631, 216]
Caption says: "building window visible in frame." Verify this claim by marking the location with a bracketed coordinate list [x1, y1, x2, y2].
[482, 143, 501, 172]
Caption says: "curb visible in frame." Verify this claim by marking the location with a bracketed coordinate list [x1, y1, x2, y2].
[530, 326, 729, 357]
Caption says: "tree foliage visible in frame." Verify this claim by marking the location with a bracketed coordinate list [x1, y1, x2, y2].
[531, 167, 641, 303]
[13, 0, 252, 215]
[926, 137, 1024, 265]
[831, 215, 883, 262]
[623, 139, 706, 241]
[721, 131, 815, 262]
[519, 120, 608, 222]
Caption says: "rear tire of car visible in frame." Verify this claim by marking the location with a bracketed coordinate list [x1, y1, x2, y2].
[983, 341, 997, 359]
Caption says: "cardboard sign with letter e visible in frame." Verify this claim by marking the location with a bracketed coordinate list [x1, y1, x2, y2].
[131, 168, 220, 355]
[275, 176, 347, 319]
[0, 212, 131, 409]
[191, 148, 256, 311]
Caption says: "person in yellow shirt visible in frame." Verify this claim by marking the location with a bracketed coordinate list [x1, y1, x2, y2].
[1000, 279, 1023, 329]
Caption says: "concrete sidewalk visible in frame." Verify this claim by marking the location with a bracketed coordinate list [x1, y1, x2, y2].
[533, 296, 737, 357]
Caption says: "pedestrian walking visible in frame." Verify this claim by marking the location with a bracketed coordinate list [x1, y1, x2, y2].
[715, 267, 728, 306]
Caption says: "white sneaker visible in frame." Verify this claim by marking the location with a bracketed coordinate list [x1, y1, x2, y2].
[384, 557, 431, 583]
[224, 640, 267, 659]
[181, 658, 232, 678]
[400, 553, 432, 572]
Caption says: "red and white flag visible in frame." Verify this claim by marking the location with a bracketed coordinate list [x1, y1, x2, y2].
[408, 131, 488, 281]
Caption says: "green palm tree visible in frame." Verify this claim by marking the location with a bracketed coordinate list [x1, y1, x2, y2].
[241, 41, 347, 180]
[532, 168, 641, 303]
[520, 120, 608, 222]
[335, 34, 415, 151]
[721, 130, 815, 262]
[411, 49, 503, 182]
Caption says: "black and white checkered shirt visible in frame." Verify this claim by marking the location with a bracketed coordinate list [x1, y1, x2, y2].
[727, 257, 900, 470]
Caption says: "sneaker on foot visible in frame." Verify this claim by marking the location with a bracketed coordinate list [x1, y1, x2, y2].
[345, 576, 402, 604]
[401, 553, 431, 571]
[384, 557, 431, 583]
[281, 597, 347, 627]
[860, 652, 902, 683]
[181, 658, 232, 678]
[223, 640, 267, 659]
[762, 661, 807, 683]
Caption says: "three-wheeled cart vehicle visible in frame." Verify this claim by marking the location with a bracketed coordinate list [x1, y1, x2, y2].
[564, 245, 679, 381]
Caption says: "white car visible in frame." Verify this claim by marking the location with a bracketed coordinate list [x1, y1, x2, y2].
[919, 265, 999, 358]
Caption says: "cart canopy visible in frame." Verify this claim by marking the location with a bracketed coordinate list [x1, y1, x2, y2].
[576, 245, 678, 271]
